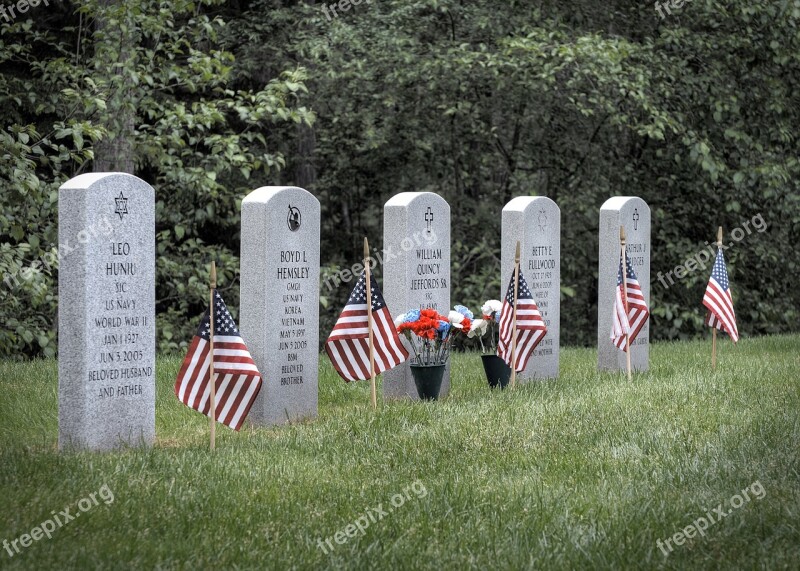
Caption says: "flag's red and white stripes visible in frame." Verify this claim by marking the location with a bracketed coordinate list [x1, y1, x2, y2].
[611, 282, 649, 350]
[703, 250, 739, 342]
[497, 271, 547, 372]
[611, 286, 630, 345]
[611, 255, 649, 351]
[326, 305, 408, 382]
[705, 303, 738, 342]
[325, 272, 408, 382]
[174, 294, 262, 431]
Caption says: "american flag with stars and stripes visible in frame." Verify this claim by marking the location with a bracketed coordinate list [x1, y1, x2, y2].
[174, 290, 262, 431]
[325, 271, 409, 382]
[497, 269, 548, 372]
[611, 251, 650, 351]
[703, 248, 739, 342]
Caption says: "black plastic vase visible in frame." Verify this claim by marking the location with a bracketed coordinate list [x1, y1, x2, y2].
[481, 354, 511, 389]
[410, 364, 445, 400]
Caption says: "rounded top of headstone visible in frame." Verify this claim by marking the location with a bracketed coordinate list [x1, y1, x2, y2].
[384, 191, 448, 209]
[59, 172, 152, 191]
[243, 186, 317, 206]
[503, 195, 558, 213]
[600, 196, 649, 212]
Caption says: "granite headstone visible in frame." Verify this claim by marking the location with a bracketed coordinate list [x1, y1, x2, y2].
[382, 192, 451, 399]
[501, 196, 561, 380]
[240, 186, 320, 425]
[58, 173, 155, 451]
[597, 196, 651, 371]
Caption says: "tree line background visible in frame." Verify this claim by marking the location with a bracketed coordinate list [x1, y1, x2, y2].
[1, 0, 798, 359]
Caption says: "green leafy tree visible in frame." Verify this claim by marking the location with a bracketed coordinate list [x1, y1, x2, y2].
[0, 0, 312, 358]
[233, 0, 799, 345]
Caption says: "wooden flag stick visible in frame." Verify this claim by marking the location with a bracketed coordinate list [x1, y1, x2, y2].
[510, 241, 521, 390]
[620, 226, 632, 381]
[712, 226, 723, 370]
[209, 261, 217, 451]
[364, 237, 378, 410]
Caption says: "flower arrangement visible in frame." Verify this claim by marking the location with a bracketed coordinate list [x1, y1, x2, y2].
[448, 304, 473, 335]
[395, 306, 474, 366]
[467, 299, 502, 353]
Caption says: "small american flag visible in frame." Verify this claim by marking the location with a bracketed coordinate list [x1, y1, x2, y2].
[497, 269, 547, 372]
[325, 271, 409, 382]
[174, 291, 262, 431]
[703, 249, 739, 342]
[611, 251, 650, 351]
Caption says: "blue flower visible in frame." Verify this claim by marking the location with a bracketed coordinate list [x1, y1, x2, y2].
[454, 305, 474, 320]
[437, 320, 451, 334]
[405, 309, 421, 322]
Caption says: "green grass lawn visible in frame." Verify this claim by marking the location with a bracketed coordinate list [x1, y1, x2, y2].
[1, 335, 799, 570]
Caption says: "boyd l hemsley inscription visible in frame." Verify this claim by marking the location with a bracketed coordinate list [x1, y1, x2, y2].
[240, 187, 321, 425]
[277, 247, 310, 385]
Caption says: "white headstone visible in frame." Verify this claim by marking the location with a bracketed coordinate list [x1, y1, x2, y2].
[240, 186, 320, 425]
[501, 196, 561, 380]
[58, 173, 155, 451]
[382, 192, 450, 399]
[597, 197, 651, 371]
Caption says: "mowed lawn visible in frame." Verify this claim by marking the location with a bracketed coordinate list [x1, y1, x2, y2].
[1, 335, 799, 570]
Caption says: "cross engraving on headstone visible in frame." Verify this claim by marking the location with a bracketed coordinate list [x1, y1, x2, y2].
[633, 208, 640, 231]
[425, 207, 434, 233]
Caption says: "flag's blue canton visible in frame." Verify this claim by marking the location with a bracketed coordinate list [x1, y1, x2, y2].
[712, 250, 730, 291]
[197, 290, 240, 340]
[505, 272, 533, 304]
[617, 249, 639, 285]
[346, 272, 386, 310]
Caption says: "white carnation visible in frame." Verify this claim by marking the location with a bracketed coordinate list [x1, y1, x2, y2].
[448, 310, 465, 329]
[481, 299, 502, 318]
[467, 318, 489, 338]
